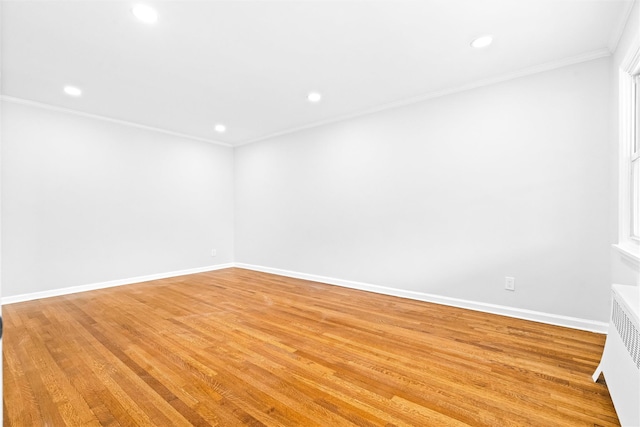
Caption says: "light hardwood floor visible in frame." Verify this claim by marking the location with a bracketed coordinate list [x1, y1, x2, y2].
[3, 268, 618, 426]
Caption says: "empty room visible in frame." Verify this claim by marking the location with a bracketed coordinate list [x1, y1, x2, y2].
[1, 0, 639, 426]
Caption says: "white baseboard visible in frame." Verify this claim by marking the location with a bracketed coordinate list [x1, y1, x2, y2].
[234, 263, 609, 334]
[1, 261, 609, 334]
[1, 263, 234, 305]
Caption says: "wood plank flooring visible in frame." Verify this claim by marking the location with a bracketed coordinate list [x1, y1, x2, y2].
[3, 268, 619, 426]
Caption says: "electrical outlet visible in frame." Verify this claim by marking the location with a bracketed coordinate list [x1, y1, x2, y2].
[211, 249, 217, 257]
[505, 276, 515, 291]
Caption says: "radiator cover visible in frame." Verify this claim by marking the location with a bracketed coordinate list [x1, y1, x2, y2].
[593, 284, 639, 427]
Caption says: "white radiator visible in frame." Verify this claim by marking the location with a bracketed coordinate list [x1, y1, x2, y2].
[593, 284, 639, 427]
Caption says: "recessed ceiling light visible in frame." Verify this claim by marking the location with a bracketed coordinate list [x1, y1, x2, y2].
[63, 86, 82, 97]
[307, 92, 322, 103]
[214, 124, 226, 133]
[471, 35, 493, 49]
[131, 4, 158, 24]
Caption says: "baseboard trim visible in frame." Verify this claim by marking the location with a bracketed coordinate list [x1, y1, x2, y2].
[2, 262, 609, 333]
[234, 263, 609, 334]
[1, 263, 235, 305]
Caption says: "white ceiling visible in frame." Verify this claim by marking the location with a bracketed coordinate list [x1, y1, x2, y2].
[1, 0, 634, 146]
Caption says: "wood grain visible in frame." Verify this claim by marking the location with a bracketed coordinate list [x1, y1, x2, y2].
[3, 268, 619, 426]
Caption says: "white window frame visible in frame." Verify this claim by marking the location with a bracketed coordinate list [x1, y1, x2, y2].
[615, 38, 640, 264]
[632, 74, 640, 239]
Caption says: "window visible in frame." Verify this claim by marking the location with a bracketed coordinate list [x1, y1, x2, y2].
[616, 42, 640, 261]
[633, 75, 640, 240]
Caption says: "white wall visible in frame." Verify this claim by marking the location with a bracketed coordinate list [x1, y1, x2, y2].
[610, 1, 640, 287]
[1, 101, 234, 297]
[235, 57, 613, 322]
[1, 43, 625, 326]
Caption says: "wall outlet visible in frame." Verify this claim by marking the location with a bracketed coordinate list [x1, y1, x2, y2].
[211, 249, 217, 257]
[505, 276, 515, 291]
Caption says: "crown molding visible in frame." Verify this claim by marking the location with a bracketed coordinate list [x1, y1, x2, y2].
[2, 47, 612, 149]
[0, 95, 232, 148]
[237, 48, 612, 147]
[608, 0, 637, 54]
